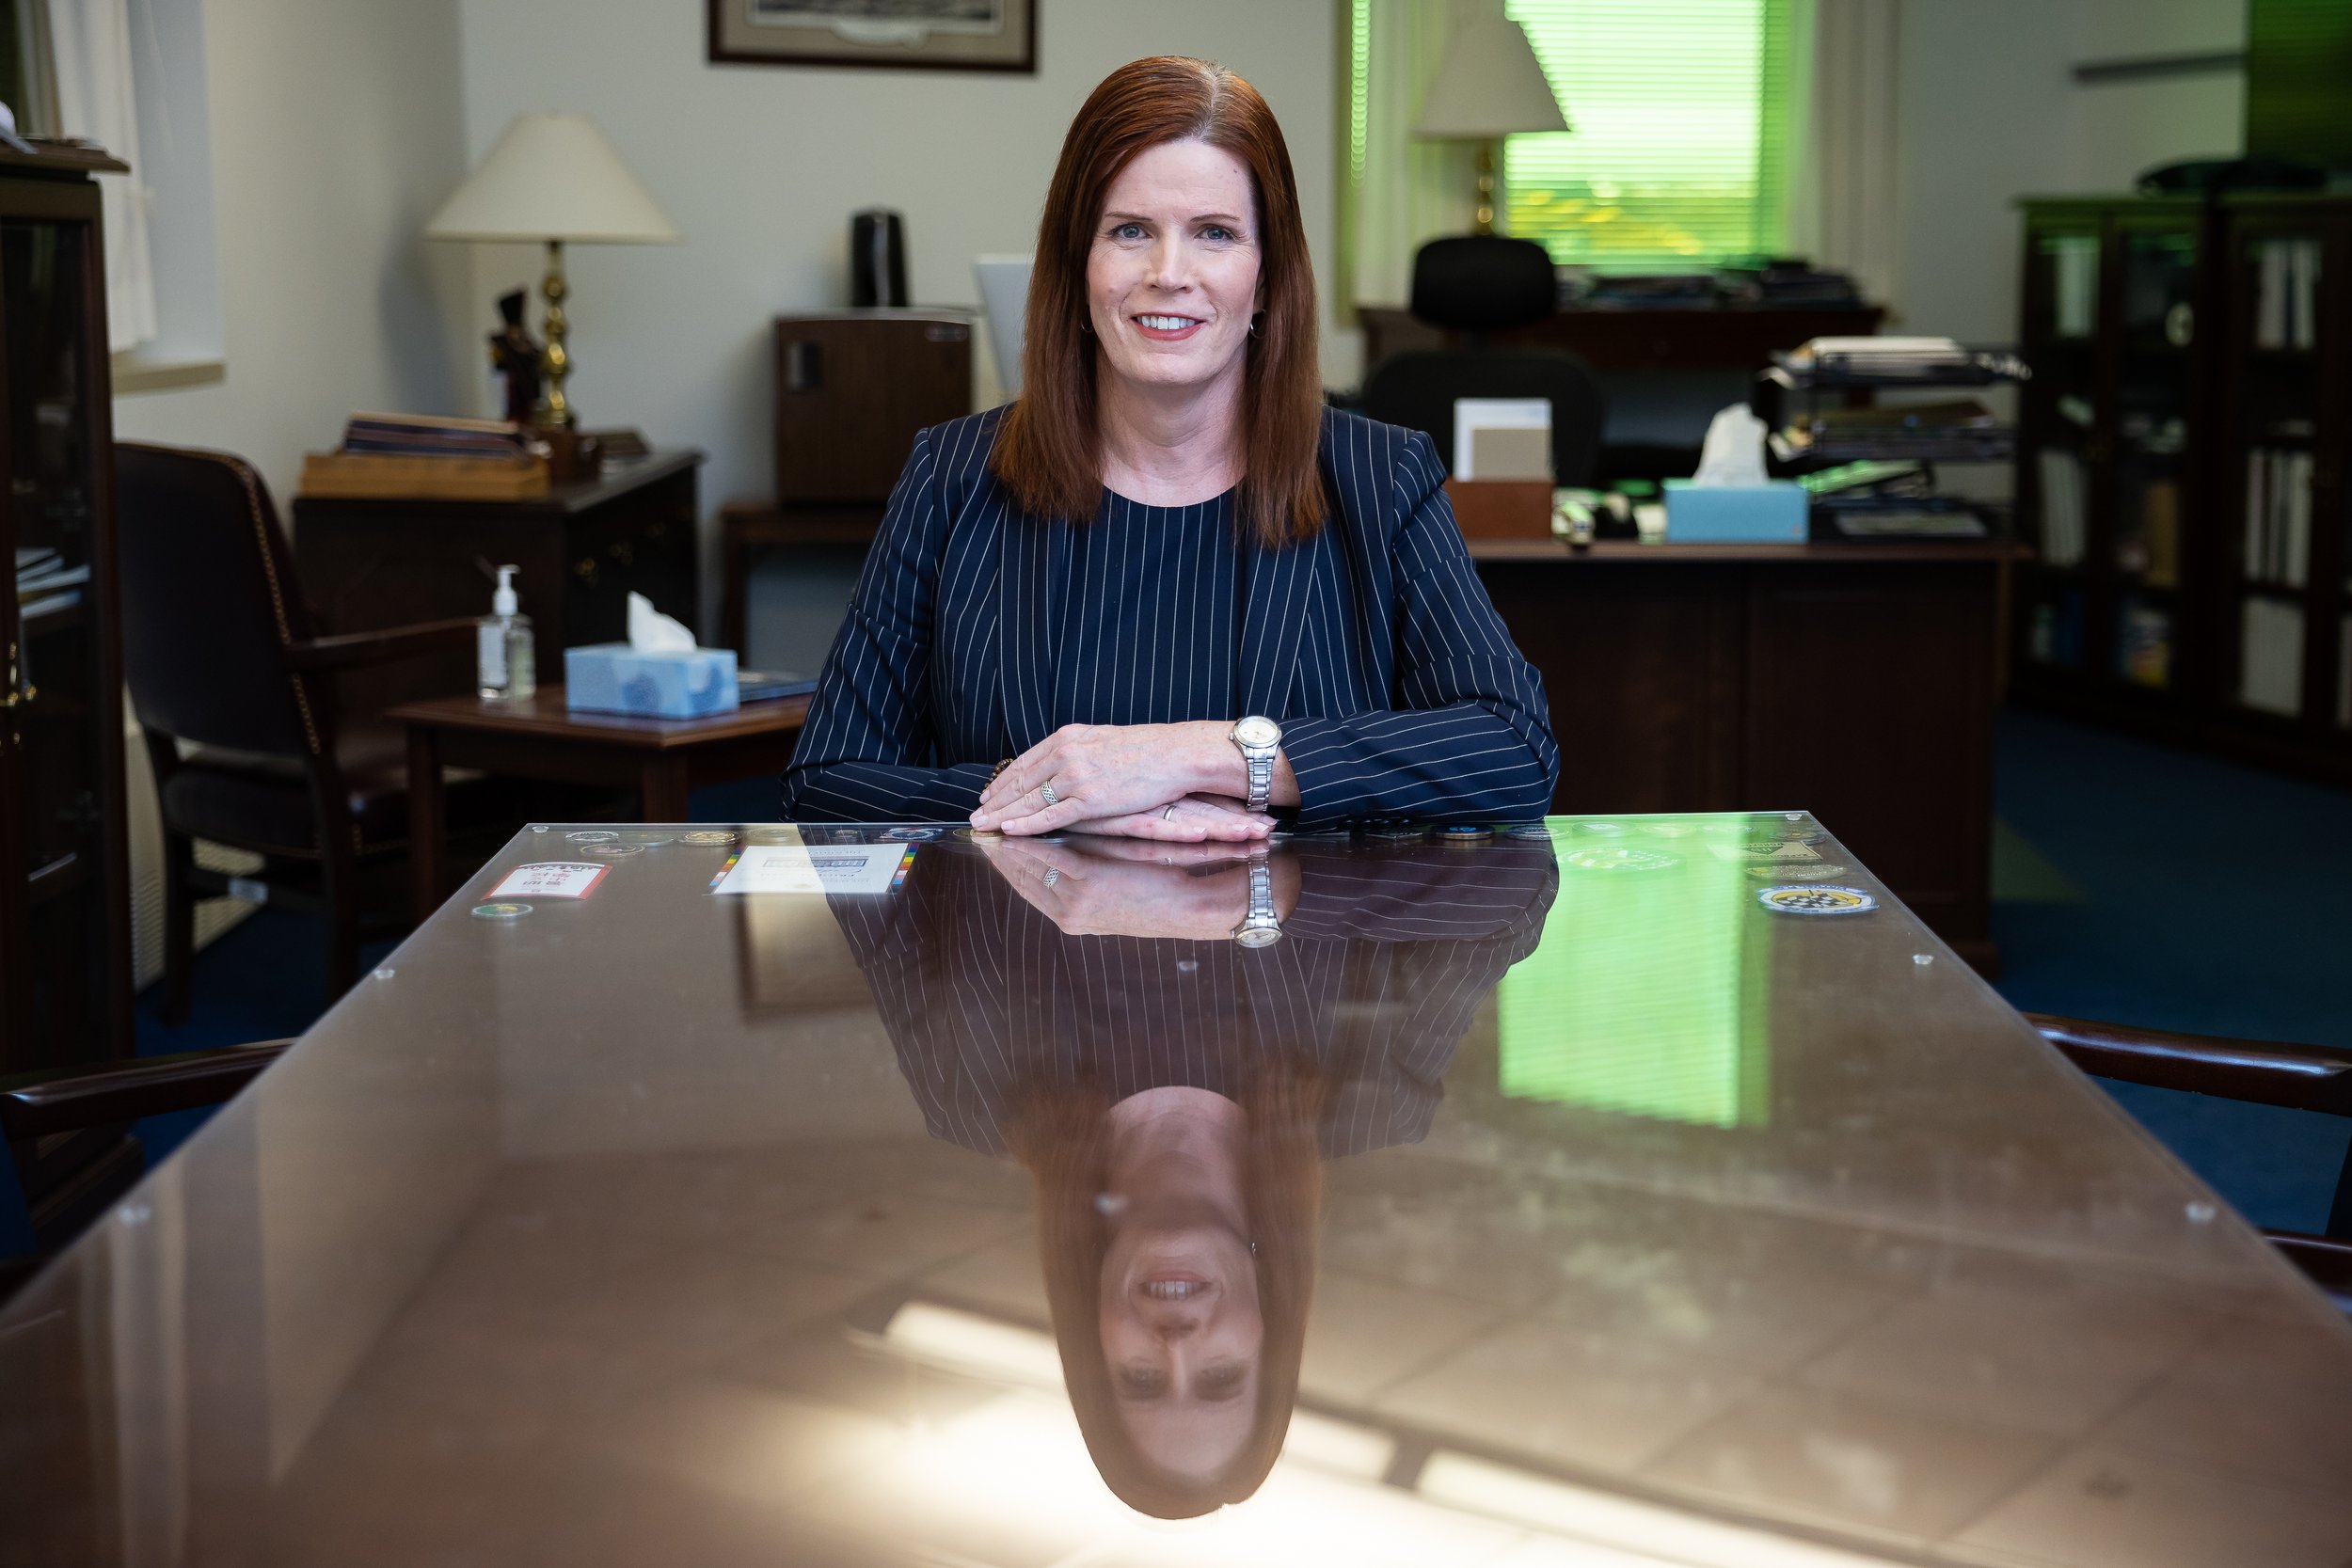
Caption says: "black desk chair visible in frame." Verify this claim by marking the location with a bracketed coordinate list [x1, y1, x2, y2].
[1359, 234, 1605, 486]
[1, 1038, 292, 1300]
[2030, 1012, 2352, 1313]
[116, 443, 526, 1017]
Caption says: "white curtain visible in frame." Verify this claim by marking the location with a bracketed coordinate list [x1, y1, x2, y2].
[44, 0, 156, 352]
[1343, 0, 1487, 309]
[1786, 0, 1900, 309]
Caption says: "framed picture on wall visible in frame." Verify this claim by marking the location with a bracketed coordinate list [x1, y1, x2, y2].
[707, 0, 1037, 73]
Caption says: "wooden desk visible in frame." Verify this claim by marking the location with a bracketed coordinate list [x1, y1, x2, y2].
[13, 820, 2352, 1563]
[1472, 538, 2029, 969]
[390, 686, 810, 921]
[294, 451, 703, 722]
[1358, 303, 1884, 372]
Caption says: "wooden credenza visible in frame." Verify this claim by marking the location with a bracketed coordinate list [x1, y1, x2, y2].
[293, 451, 702, 720]
[1471, 539, 2026, 970]
[1358, 303, 1885, 372]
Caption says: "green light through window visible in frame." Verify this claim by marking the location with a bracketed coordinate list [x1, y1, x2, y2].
[1498, 820, 1771, 1128]
[1501, 0, 1794, 268]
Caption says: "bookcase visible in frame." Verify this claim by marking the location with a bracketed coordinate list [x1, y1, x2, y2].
[0, 144, 133, 1081]
[2013, 195, 2352, 781]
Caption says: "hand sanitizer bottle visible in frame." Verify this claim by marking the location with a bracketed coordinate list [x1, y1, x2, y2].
[477, 564, 535, 700]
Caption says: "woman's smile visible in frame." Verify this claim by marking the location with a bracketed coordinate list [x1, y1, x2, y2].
[1134, 313, 1207, 341]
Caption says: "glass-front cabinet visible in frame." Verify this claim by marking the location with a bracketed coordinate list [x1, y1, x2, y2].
[2013, 194, 2352, 783]
[2218, 201, 2347, 735]
[0, 146, 132, 1080]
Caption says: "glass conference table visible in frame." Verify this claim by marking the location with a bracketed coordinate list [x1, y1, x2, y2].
[5, 816, 2350, 1567]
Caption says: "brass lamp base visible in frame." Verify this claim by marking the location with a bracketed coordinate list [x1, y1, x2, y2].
[1473, 140, 1498, 235]
[535, 237, 574, 429]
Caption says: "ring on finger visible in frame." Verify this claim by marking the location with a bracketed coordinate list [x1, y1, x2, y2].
[1042, 867, 1059, 886]
[1039, 782, 1059, 807]
[1162, 803, 1176, 821]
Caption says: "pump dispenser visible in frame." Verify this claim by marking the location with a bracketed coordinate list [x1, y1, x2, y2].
[478, 563, 535, 699]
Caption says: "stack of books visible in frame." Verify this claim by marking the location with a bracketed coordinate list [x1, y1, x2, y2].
[2243, 447, 2313, 587]
[16, 546, 89, 624]
[1773, 336, 2026, 384]
[2253, 239, 2322, 350]
[2036, 451, 2089, 567]
[301, 413, 548, 500]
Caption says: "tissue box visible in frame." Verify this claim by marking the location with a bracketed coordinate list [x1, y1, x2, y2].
[564, 643, 739, 719]
[1662, 480, 1809, 544]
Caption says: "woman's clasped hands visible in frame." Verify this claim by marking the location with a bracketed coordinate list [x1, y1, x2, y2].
[971, 721, 1273, 841]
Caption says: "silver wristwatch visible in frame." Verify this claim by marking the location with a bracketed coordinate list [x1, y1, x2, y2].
[1229, 715, 1282, 814]
[1232, 854, 1282, 948]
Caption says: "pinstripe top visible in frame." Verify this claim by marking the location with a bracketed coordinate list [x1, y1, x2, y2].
[830, 840, 1559, 1160]
[782, 406, 1560, 827]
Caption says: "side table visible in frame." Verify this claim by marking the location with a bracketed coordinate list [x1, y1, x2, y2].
[390, 686, 810, 922]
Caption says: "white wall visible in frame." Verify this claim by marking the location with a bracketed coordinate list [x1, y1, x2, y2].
[109, 0, 476, 511]
[452, 0, 1340, 631]
[1890, 0, 2246, 345]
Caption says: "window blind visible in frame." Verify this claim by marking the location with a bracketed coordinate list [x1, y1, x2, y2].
[1502, 0, 1793, 270]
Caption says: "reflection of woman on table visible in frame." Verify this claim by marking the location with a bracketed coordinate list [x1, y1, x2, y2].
[828, 837, 1555, 1516]
[782, 55, 1557, 838]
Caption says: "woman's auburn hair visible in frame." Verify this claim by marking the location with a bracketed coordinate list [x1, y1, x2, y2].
[993, 55, 1327, 547]
[1010, 1061, 1325, 1519]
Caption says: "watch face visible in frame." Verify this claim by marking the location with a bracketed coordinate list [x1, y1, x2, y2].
[1234, 924, 1283, 948]
[1232, 715, 1281, 749]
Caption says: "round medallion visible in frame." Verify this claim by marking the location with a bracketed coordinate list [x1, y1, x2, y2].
[579, 843, 644, 859]
[470, 902, 532, 920]
[1756, 885, 1878, 915]
[677, 831, 738, 847]
[879, 826, 943, 842]
[564, 830, 617, 843]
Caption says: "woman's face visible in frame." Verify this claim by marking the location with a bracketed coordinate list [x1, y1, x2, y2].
[1086, 137, 1263, 404]
[1098, 1209, 1263, 1481]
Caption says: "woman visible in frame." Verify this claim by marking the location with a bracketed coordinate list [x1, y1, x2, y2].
[826, 832, 1558, 1514]
[784, 55, 1558, 838]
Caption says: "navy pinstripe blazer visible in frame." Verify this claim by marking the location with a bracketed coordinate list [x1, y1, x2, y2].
[830, 840, 1558, 1160]
[782, 405, 1559, 828]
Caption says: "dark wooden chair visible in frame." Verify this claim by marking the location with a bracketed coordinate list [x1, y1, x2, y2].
[115, 443, 530, 1018]
[2029, 1012, 2352, 1313]
[1, 1037, 293, 1299]
[1359, 234, 1607, 486]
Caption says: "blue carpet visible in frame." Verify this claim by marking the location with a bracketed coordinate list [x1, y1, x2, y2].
[1992, 708, 2352, 1234]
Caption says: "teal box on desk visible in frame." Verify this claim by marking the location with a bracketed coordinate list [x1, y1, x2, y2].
[1662, 480, 1809, 543]
[564, 643, 739, 719]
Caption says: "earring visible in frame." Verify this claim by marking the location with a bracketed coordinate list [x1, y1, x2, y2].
[1248, 313, 1263, 339]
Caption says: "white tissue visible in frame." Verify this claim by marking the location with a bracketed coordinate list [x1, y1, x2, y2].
[627, 591, 697, 653]
[1692, 404, 1771, 486]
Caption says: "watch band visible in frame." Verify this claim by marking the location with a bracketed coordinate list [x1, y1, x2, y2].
[1232, 855, 1282, 947]
[1230, 715, 1281, 815]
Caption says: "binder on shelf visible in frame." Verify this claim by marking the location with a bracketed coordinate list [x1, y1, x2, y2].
[2252, 239, 2322, 351]
[2238, 596, 2304, 717]
[2037, 449, 2087, 567]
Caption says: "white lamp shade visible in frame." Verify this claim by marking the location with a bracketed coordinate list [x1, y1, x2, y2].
[1414, 13, 1570, 139]
[427, 112, 679, 244]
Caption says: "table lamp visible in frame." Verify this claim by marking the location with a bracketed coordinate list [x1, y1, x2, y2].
[1413, 5, 1569, 235]
[426, 112, 679, 428]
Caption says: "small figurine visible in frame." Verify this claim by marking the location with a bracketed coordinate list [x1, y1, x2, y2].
[487, 289, 543, 425]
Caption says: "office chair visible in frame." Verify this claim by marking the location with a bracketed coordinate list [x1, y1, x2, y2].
[2029, 1012, 2352, 1313]
[1359, 234, 1605, 485]
[116, 443, 529, 1018]
[1, 1037, 292, 1299]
